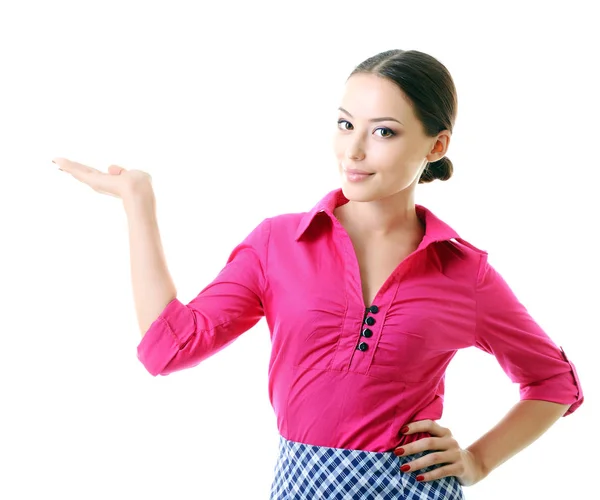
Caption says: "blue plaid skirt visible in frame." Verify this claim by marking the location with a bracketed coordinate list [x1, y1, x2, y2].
[270, 435, 465, 499]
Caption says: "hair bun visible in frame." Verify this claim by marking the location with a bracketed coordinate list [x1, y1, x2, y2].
[419, 157, 453, 183]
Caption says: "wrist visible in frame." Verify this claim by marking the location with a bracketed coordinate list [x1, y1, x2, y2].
[122, 183, 155, 210]
[465, 445, 490, 483]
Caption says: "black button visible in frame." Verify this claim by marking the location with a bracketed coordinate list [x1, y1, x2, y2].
[369, 305, 379, 314]
[357, 342, 369, 351]
[362, 328, 373, 338]
[365, 316, 375, 326]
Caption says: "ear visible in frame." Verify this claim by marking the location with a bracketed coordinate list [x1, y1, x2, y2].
[425, 131, 451, 162]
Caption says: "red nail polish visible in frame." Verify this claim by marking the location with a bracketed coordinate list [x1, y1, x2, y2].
[394, 448, 405, 456]
[400, 426, 409, 434]
[416, 475, 424, 481]
[400, 464, 411, 472]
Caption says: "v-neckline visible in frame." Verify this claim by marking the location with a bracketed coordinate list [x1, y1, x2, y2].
[331, 208, 427, 310]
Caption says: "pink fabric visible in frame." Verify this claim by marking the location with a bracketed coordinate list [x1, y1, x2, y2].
[137, 188, 584, 452]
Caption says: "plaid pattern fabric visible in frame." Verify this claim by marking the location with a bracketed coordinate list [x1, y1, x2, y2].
[270, 435, 465, 499]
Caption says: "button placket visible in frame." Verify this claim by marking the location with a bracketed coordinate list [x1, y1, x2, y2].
[356, 305, 378, 351]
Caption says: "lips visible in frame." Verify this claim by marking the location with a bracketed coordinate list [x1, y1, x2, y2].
[343, 168, 374, 183]
[344, 168, 373, 175]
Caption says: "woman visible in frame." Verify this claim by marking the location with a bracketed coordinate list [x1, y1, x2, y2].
[53, 49, 583, 499]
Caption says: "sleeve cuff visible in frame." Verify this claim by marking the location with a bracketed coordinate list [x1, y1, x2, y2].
[136, 298, 195, 376]
[519, 346, 584, 416]
[558, 346, 584, 416]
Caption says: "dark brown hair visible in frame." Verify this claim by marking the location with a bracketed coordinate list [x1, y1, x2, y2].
[349, 49, 457, 183]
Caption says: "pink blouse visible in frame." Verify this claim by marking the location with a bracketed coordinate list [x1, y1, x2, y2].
[137, 188, 584, 452]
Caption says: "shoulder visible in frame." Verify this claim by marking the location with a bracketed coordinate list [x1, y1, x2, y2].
[430, 236, 490, 287]
[263, 211, 310, 240]
[243, 212, 306, 237]
[263, 212, 307, 233]
[442, 237, 488, 258]
[266, 211, 307, 226]
[237, 212, 308, 244]
[417, 204, 487, 262]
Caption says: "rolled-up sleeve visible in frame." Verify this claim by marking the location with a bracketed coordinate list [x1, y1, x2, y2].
[137, 218, 271, 376]
[474, 256, 583, 416]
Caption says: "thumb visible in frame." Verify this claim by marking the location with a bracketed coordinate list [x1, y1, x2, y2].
[108, 165, 126, 175]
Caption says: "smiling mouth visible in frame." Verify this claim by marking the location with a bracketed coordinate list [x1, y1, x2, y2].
[344, 170, 374, 182]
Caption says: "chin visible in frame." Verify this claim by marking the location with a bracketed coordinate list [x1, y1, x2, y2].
[340, 182, 382, 203]
[341, 178, 414, 204]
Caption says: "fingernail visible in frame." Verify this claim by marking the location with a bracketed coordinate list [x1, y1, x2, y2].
[416, 475, 424, 481]
[394, 448, 405, 456]
[400, 464, 411, 472]
[400, 426, 409, 434]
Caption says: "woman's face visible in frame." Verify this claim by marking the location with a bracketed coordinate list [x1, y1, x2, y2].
[332, 73, 450, 203]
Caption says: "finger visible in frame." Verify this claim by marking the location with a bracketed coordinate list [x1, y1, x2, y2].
[402, 420, 450, 437]
[60, 163, 101, 187]
[108, 165, 126, 175]
[396, 436, 456, 457]
[54, 158, 120, 196]
[401, 448, 458, 473]
[53, 158, 100, 175]
[414, 463, 462, 483]
[54, 158, 102, 185]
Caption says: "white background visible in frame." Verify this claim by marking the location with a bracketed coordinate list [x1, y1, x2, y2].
[1, 1, 598, 499]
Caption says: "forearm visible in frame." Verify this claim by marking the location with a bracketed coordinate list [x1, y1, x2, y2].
[466, 400, 570, 479]
[122, 186, 177, 337]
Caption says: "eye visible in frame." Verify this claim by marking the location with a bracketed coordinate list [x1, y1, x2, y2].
[337, 119, 352, 130]
[375, 127, 395, 138]
[337, 119, 396, 138]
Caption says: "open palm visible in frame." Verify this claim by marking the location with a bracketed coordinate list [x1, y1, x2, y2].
[53, 157, 153, 199]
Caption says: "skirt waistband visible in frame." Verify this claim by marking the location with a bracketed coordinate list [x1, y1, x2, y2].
[269, 434, 465, 499]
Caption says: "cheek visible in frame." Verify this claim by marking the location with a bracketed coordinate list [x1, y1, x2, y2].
[371, 148, 401, 171]
[332, 136, 344, 158]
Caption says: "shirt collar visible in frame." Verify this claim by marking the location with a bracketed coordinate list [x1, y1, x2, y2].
[295, 188, 478, 251]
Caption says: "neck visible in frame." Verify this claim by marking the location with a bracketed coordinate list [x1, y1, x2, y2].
[336, 190, 424, 237]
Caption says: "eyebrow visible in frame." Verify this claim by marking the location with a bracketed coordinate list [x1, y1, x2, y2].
[338, 107, 403, 125]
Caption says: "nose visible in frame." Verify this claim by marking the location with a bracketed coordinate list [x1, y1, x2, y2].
[346, 141, 365, 161]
